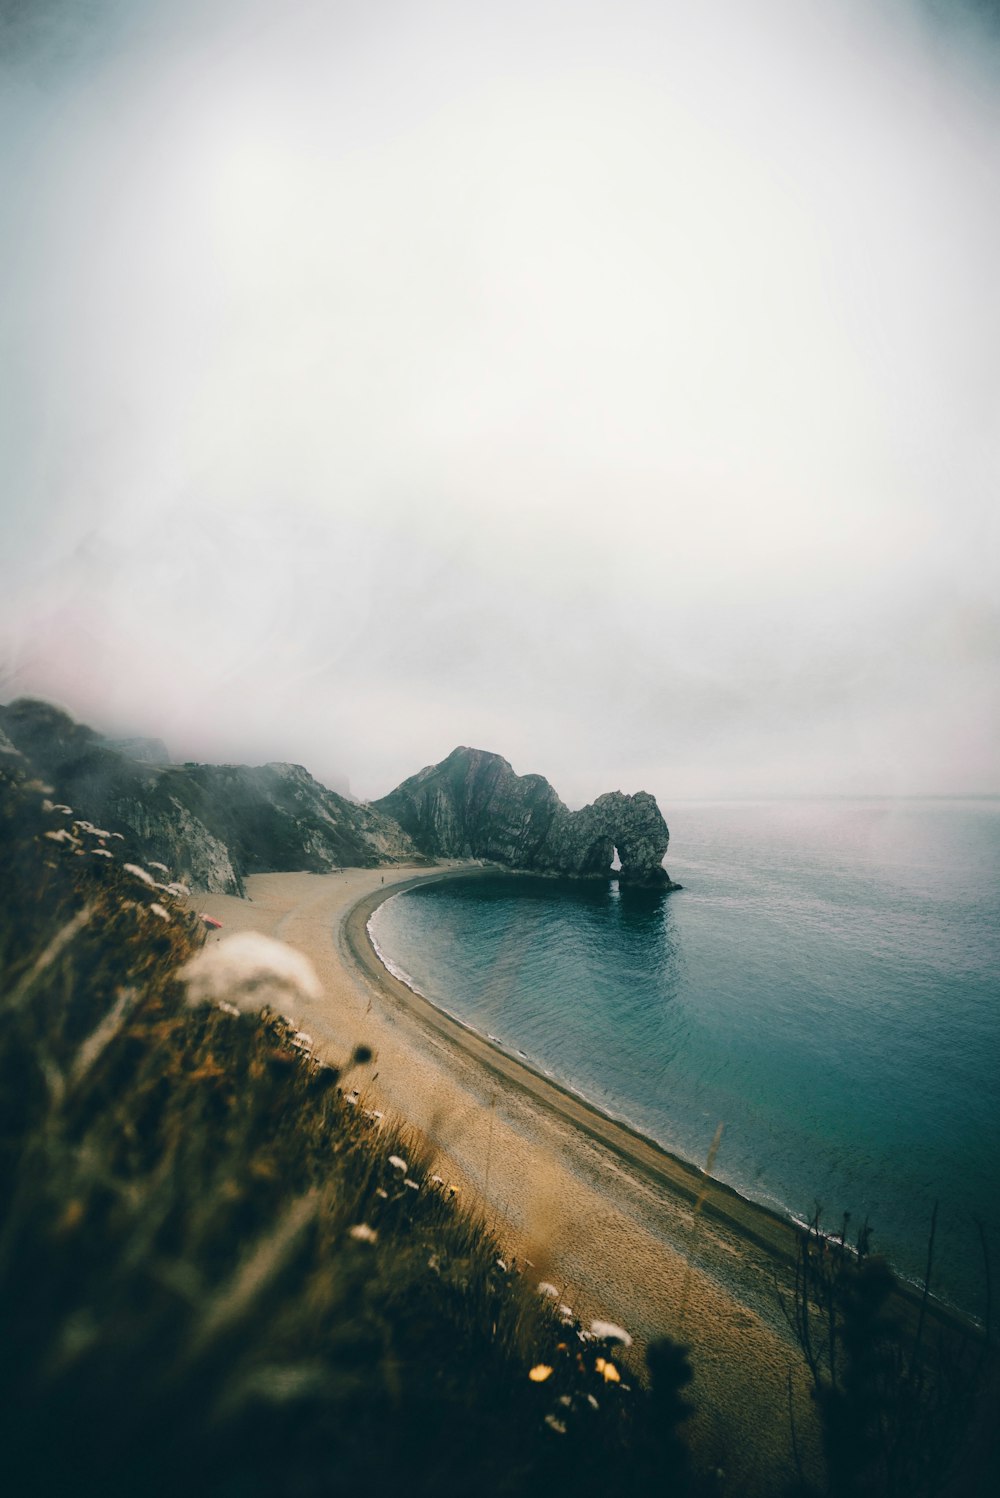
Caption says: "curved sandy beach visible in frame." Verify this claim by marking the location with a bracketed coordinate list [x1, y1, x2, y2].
[193, 863, 823, 1492]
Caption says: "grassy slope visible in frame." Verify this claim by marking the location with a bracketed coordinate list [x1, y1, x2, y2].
[3, 748, 993, 1498]
[0, 763, 693, 1498]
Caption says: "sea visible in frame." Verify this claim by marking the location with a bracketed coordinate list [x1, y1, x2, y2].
[368, 799, 1000, 1320]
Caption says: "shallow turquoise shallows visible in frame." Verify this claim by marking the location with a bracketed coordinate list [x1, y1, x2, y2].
[368, 799, 1000, 1319]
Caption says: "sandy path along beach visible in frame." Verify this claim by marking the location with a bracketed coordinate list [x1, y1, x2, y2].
[192, 864, 823, 1493]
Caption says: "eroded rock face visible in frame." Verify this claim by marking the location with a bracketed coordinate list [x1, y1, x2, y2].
[0, 700, 418, 894]
[375, 748, 679, 886]
[1, 702, 679, 893]
[110, 794, 244, 896]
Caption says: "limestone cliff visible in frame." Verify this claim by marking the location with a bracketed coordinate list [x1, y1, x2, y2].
[0, 700, 418, 894]
[374, 747, 679, 887]
[2, 704, 679, 893]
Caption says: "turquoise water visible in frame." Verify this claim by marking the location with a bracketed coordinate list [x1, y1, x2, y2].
[368, 800, 1000, 1318]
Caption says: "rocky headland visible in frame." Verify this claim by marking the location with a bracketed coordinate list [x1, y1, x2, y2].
[374, 746, 679, 887]
[0, 702, 679, 892]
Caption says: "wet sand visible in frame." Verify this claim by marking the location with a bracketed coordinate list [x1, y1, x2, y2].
[193, 864, 823, 1493]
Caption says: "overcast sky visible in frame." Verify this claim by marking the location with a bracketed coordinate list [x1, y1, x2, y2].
[2, 0, 998, 807]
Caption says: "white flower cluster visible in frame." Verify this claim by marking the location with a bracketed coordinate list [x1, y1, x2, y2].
[589, 1320, 632, 1348]
[178, 932, 323, 1017]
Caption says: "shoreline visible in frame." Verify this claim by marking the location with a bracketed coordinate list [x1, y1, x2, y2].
[353, 868, 984, 1344]
[347, 870, 807, 1276]
[194, 864, 823, 1491]
[189, 863, 977, 1493]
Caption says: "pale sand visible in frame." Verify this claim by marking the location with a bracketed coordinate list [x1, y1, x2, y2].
[192, 865, 823, 1493]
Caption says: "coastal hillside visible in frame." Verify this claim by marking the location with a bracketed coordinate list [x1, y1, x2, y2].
[0, 699, 419, 895]
[1, 709, 993, 1495]
[0, 757, 696, 1498]
[375, 745, 679, 886]
[1, 703, 678, 891]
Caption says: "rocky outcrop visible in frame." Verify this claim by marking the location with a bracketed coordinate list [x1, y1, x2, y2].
[375, 747, 679, 887]
[1, 703, 679, 893]
[0, 699, 419, 894]
[109, 793, 243, 896]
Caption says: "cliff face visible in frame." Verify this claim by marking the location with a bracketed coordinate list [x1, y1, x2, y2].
[0, 700, 418, 894]
[375, 747, 678, 887]
[2, 704, 678, 893]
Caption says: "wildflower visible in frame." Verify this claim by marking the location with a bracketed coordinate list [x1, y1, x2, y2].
[217, 1000, 241, 1018]
[587, 1394, 599, 1411]
[544, 1415, 567, 1435]
[557, 1395, 572, 1407]
[537, 1282, 559, 1299]
[528, 1365, 553, 1382]
[178, 932, 323, 1016]
[148, 861, 170, 873]
[343, 1095, 358, 1106]
[376, 1188, 388, 1200]
[348, 1223, 378, 1244]
[90, 848, 114, 858]
[403, 1178, 419, 1190]
[590, 1320, 632, 1348]
[164, 881, 189, 896]
[44, 829, 79, 846]
[430, 1174, 444, 1186]
[496, 1258, 508, 1273]
[388, 1155, 407, 1173]
[148, 902, 170, 921]
[558, 1304, 574, 1321]
[123, 863, 157, 887]
[595, 1358, 620, 1383]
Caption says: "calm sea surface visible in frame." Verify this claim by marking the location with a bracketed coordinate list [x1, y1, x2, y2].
[368, 800, 1000, 1317]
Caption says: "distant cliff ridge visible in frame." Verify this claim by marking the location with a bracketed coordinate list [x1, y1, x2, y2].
[97, 735, 171, 765]
[1, 703, 678, 892]
[374, 747, 679, 887]
[0, 699, 418, 894]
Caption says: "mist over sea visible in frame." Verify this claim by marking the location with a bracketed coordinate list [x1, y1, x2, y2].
[369, 799, 1000, 1318]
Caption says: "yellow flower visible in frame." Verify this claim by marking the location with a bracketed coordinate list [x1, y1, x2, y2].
[528, 1364, 554, 1382]
[595, 1358, 620, 1383]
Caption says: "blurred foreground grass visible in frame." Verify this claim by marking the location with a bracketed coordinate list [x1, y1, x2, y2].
[0, 763, 694, 1498]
